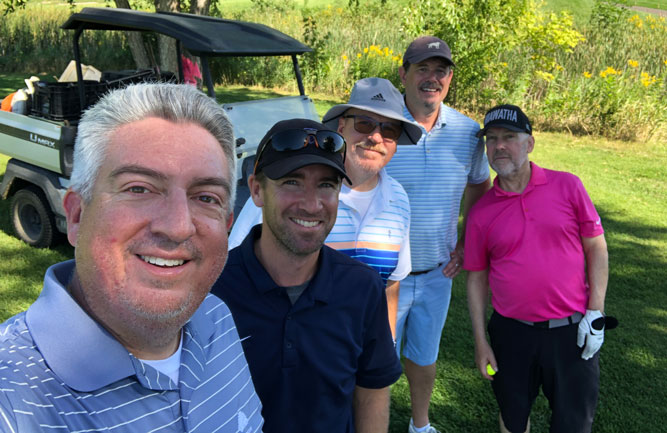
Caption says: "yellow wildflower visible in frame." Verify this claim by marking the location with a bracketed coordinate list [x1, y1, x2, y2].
[640, 72, 657, 87]
[599, 66, 618, 78]
[536, 71, 554, 82]
[342, 54, 348, 61]
[363, 47, 369, 54]
[628, 59, 638, 68]
[583, 71, 592, 78]
[357, 53, 362, 58]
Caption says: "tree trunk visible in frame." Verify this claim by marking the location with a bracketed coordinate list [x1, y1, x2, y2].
[189, 0, 211, 16]
[114, 0, 151, 69]
[155, 0, 179, 75]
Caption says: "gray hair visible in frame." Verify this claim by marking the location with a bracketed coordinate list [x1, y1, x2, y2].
[69, 83, 237, 214]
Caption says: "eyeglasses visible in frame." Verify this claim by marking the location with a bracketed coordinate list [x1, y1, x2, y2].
[253, 128, 347, 175]
[343, 115, 403, 141]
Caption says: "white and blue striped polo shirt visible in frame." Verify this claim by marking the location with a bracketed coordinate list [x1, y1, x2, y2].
[228, 169, 411, 284]
[386, 103, 489, 272]
[326, 169, 411, 283]
[0, 260, 263, 433]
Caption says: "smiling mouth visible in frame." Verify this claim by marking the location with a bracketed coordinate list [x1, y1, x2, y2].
[292, 218, 320, 228]
[139, 255, 187, 267]
[419, 84, 441, 93]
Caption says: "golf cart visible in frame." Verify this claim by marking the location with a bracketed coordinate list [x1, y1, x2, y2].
[0, 7, 319, 247]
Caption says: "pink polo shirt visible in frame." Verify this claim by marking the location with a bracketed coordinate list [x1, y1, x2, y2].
[464, 163, 604, 321]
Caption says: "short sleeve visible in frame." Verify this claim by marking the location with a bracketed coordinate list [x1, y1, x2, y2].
[570, 176, 604, 238]
[463, 207, 489, 271]
[355, 277, 402, 388]
[468, 134, 490, 185]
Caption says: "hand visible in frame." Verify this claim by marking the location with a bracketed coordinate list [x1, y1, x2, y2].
[577, 309, 605, 360]
[474, 339, 497, 381]
[442, 244, 464, 279]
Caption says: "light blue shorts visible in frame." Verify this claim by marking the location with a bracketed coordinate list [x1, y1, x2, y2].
[395, 263, 453, 366]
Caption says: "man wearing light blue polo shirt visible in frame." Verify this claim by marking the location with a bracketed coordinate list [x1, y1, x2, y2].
[386, 36, 491, 433]
[0, 84, 263, 432]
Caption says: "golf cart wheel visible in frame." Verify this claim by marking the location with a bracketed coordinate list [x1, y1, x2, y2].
[10, 186, 57, 248]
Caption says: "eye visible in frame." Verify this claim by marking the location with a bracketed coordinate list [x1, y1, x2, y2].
[196, 194, 221, 205]
[127, 185, 150, 194]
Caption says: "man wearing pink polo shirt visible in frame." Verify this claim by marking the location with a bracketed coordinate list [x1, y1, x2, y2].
[464, 104, 610, 433]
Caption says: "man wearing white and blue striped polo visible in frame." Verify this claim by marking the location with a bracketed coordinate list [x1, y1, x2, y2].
[0, 84, 263, 433]
[386, 36, 491, 433]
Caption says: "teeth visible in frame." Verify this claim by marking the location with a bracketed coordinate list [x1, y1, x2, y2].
[293, 218, 319, 228]
[140, 255, 185, 267]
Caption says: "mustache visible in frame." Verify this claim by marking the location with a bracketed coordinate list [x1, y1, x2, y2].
[353, 141, 386, 155]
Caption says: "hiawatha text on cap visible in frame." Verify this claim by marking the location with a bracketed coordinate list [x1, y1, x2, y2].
[477, 104, 532, 137]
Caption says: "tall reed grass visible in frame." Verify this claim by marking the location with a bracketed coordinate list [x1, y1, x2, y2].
[0, 0, 664, 141]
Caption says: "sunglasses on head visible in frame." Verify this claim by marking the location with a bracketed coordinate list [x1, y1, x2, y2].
[253, 128, 347, 175]
[343, 115, 403, 141]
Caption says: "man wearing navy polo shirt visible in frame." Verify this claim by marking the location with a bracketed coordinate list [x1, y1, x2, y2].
[212, 119, 402, 433]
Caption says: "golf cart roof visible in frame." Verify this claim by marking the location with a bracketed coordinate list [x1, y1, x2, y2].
[61, 7, 312, 57]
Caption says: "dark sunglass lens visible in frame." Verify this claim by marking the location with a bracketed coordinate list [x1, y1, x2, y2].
[317, 132, 345, 152]
[382, 123, 402, 140]
[271, 130, 308, 151]
[354, 118, 377, 134]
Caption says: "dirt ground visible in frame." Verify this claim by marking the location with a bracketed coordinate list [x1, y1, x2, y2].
[630, 5, 667, 17]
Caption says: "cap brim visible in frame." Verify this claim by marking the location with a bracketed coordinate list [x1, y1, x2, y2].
[323, 104, 422, 144]
[261, 154, 351, 184]
[476, 123, 527, 138]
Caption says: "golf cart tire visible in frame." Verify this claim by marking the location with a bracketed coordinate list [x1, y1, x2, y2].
[10, 186, 58, 248]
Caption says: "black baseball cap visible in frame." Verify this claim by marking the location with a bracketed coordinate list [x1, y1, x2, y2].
[254, 118, 350, 183]
[403, 36, 455, 67]
[477, 104, 532, 137]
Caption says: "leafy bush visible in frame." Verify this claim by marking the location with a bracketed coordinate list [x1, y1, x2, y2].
[1, 0, 664, 141]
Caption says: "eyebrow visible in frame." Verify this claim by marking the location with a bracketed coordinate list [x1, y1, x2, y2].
[109, 164, 232, 197]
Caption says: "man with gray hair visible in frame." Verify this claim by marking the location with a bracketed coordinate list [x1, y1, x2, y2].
[0, 83, 263, 432]
[465, 104, 610, 433]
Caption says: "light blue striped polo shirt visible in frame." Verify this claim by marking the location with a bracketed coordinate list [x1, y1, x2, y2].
[326, 169, 411, 284]
[228, 169, 411, 284]
[385, 103, 489, 271]
[0, 260, 263, 433]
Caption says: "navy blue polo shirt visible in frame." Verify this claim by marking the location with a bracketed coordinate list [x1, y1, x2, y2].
[212, 225, 401, 433]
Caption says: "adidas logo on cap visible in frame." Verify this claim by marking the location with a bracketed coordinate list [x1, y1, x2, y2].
[370, 93, 386, 102]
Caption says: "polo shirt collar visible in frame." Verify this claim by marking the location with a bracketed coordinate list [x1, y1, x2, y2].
[402, 101, 447, 131]
[26, 260, 135, 392]
[26, 260, 213, 393]
[240, 225, 333, 304]
[492, 161, 547, 196]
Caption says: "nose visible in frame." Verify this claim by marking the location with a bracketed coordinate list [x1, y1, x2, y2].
[150, 191, 196, 243]
[299, 185, 324, 214]
[368, 127, 383, 144]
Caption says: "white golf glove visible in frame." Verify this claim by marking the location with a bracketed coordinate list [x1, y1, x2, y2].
[577, 309, 605, 360]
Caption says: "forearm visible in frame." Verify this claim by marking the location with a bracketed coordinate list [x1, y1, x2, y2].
[467, 269, 490, 344]
[582, 234, 609, 312]
[353, 386, 390, 433]
[385, 280, 400, 339]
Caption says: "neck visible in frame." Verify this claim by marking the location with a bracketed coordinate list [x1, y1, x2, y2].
[68, 274, 182, 360]
[406, 98, 440, 132]
[344, 164, 380, 192]
[497, 162, 532, 193]
[255, 231, 319, 287]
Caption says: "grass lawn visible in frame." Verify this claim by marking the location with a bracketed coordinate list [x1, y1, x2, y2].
[1, 81, 666, 431]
